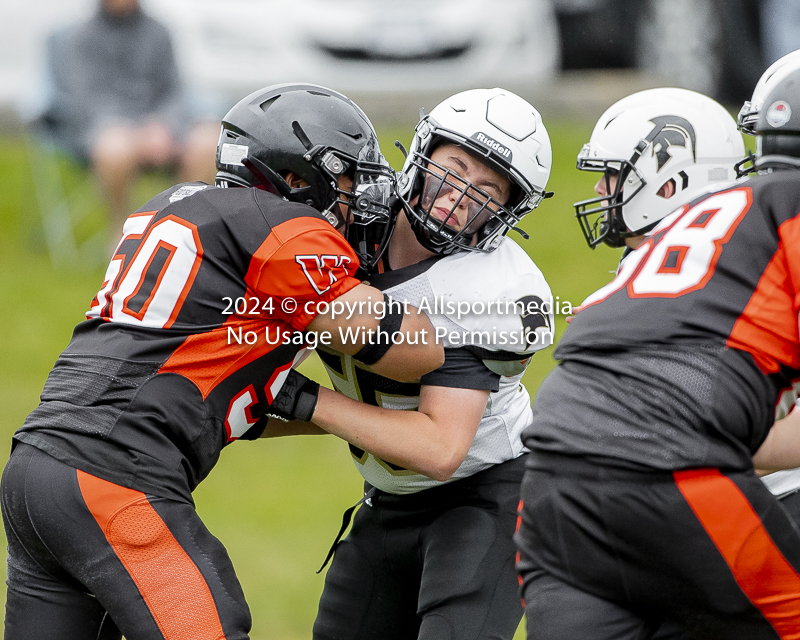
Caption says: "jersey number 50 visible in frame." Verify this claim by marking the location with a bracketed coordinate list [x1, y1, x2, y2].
[87, 213, 203, 328]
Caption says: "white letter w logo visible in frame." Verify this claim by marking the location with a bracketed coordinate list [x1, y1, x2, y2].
[295, 255, 352, 295]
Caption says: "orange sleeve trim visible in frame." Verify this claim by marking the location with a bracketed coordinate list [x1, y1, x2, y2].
[245, 217, 360, 297]
[76, 471, 227, 640]
[674, 468, 800, 638]
[288, 275, 361, 332]
[245, 216, 362, 331]
[727, 215, 800, 374]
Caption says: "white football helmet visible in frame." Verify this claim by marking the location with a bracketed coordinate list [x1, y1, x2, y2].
[739, 49, 800, 136]
[574, 87, 745, 248]
[753, 66, 800, 169]
[397, 88, 552, 254]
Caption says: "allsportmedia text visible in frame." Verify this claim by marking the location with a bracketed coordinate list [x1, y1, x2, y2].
[416, 295, 572, 319]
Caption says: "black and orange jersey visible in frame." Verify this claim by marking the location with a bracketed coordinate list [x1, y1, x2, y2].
[15, 183, 361, 502]
[523, 170, 800, 471]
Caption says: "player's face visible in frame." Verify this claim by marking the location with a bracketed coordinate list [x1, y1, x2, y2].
[593, 171, 646, 250]
[625, 234, 646, 250]
[419, 144, 511, 234]
[337, 174, 353, 196]
[593, 170, 630, 246]
[594, 171, 619, 200]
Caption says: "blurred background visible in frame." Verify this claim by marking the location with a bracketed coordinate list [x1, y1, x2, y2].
[0, 0, 790, 637]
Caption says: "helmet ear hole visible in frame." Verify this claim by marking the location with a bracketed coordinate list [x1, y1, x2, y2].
[656, 179, 677, 199]
[505, 183, 522, 209]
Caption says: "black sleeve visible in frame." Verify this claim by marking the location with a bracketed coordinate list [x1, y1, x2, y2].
[420, 347, 501, 392]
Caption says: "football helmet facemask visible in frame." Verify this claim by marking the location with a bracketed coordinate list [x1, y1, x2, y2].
[397, 88, 552, 254]
[739, 49, 800, 136]
[215, 83, 395, 271]
[575, 87, 745, 249]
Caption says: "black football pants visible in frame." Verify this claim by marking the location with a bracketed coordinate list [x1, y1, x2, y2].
[516, 453, 800, 640]
[1, 442, 252, 640]
[649, 490, 800, 640]
[313, 456, 526, 640]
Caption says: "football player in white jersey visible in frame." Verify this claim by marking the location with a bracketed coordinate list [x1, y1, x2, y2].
[297, 88, 555, 640]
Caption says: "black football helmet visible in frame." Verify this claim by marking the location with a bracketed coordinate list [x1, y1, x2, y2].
[215, 83, 396, 271]
[754, 67, 800, 171]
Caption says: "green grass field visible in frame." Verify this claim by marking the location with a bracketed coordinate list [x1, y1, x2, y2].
[0, 121, 621, 638]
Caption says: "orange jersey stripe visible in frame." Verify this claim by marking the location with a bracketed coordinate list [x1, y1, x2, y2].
[674, 468, 800, 638]
[77, 471, 227, 640]
[727, 215, 800, 374]
[159, 314, 287, 399]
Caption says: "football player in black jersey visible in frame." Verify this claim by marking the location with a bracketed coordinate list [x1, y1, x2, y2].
[569, 88, 749, 640]
[0, 84, 443, 640]
[574, 80, 800, 640]
[514, 73, 800, 639]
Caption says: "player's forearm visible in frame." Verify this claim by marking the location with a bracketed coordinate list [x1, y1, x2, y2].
[368, 310, 443, 382]
[753, 409, 800, 470]
[307, 284, 443, 382]
[311, 387, 464, 481]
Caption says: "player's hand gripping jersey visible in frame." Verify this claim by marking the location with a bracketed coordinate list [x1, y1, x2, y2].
[318, 239, 554, 494]
[15, 183, 361, 502]
[524, 171, 800, 472]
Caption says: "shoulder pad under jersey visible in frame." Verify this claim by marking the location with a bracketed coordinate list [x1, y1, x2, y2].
[386, 239, 554, 375]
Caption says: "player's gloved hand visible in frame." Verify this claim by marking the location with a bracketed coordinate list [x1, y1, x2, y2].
[266, 370, 320, 422]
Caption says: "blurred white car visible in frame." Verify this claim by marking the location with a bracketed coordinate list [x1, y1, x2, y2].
[143, 0, 559, 109]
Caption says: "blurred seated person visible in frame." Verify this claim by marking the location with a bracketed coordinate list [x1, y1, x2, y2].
[36, 0, 219, 243]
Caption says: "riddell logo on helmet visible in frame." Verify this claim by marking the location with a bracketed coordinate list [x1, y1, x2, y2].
[472, 133, 513, 161]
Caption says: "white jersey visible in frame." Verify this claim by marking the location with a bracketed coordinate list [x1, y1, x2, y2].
[318, 238, 554, 495]
[762, 468, 800, 497]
